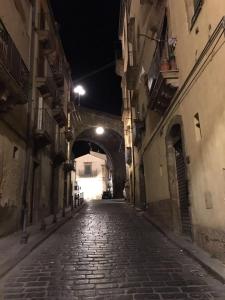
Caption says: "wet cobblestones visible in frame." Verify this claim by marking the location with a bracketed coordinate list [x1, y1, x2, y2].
[1, 200, 225, 299]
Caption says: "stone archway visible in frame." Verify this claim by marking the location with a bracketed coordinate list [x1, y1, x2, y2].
[71, 107, 126, 198]
[72, 107, 124, 139]
[165, 115, 192, 237]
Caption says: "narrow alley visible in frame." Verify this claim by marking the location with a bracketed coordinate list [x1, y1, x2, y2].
[0, 200, 224, 300]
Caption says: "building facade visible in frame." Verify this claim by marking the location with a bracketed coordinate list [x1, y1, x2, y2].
[118, 0, 225, 261]
[0, 0, 75, 238]
[74, 151, 112, 201]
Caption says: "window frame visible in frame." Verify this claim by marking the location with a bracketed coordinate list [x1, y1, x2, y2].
[190, 0, 204, 30]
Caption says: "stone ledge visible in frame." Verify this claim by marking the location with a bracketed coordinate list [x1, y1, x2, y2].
[0, 203, 86, 279]
[143, 212, 225, 284]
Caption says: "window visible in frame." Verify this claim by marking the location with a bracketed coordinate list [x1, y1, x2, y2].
[84, 163, 92, 176]
[194, 113, 202, 141]
[191, 0, 203, 27]
[185, 0, 203, 30]
[13, 146, 19, 159]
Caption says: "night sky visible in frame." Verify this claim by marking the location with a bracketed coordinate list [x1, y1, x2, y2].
[50, 0, 122, 116]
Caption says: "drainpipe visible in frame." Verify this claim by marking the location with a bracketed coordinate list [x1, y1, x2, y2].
[21, 0, 36, 243]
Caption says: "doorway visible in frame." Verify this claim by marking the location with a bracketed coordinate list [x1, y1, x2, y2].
[166, 121, 192, 237]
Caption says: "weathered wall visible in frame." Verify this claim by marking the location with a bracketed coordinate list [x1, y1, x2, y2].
[143, 0, 225, 259]
[120, 0, 225, 261]
[0, 0, 32, 68]
[0, 121, 26, 236]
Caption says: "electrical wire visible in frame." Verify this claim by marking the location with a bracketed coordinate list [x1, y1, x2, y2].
[73, 61, 115, 84]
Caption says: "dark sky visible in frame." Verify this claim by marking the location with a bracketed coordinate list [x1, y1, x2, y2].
[72, 141, 105, 159]
[50, 0, 122, 116]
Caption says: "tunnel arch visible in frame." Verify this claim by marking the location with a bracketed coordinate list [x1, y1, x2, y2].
[70, 107, 126, 198]
[72, 127, 126, 198]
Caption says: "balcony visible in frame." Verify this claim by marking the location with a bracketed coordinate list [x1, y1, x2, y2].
[65, 126, 74, 141]
[36, 59, 56, 104]
[37, 13, 55, 55]
[0, 20, 29, 107]
[52, 103, 67, 128]
[64, 160, 75, 172]
[126, 66, 139, 90]
[53, 132, 67, 165]
[133, 120, 145, 147]
[147, 39, 179, 114]
[33, 108, 54, 148]
[126, 147, 132, 165]
[115, 41, 124, 77]
[48, 56, 64, 88]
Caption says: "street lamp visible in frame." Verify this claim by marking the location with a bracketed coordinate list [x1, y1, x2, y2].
[73, 85, 86, 106]
[96, 127, 104, 135]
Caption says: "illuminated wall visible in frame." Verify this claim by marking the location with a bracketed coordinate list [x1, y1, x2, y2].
[75, 152, 109, 200]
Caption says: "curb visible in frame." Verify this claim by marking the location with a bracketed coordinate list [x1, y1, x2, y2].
[143, 213, 225, 284]
[0, 203, 86, 279]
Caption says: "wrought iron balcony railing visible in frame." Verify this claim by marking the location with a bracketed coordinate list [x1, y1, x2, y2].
[126, 147, 132, 165]
[34, 107, 54, 147]
[53, 131, 67, 165]
[65, 126, 74, 141]
[64, 160, 75, 172]
[52, 103, 67, 128]
[37, 13, 55, 53]
[0, 20, 29, 103]
[147, 38, 179, 114]
[36, 58, 59, 107]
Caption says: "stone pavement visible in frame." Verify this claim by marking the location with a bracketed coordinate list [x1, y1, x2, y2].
[0, 205, 85, 279]
[0, 200, 225, 300]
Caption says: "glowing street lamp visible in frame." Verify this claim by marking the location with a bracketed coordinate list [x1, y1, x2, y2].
[73, 85, 86, 106]
[96, 127, 104, 135]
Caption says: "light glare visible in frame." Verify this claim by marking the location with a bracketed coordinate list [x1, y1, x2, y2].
[74, 85, 86, 96]
[96, 127, 104, 135]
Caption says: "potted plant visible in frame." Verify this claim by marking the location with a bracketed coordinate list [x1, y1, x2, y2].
[168, 37, 177, 70]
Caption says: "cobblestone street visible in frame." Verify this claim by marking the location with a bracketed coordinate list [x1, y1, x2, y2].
[0, 200, 225, 300]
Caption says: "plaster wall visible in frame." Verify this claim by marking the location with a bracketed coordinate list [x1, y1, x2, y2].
[0, 0, 32, 68]
[0, 121, 26, 236]
[142, 0, 225, 259]
[75, 153, 108, 201]
[120, 0, 225, 260]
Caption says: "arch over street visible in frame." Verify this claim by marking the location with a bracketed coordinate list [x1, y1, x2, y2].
[71, 107, 126, 198]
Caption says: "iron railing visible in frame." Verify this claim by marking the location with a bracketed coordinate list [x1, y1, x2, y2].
[54, 131, 67, 154]
[0, 20, 29, 96]
[36, 107, 54, 137]
[38, 12, 54, 33]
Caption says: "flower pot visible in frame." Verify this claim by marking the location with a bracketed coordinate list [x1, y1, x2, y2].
[160, 59, 170, 71]
[170, 57, 177, 70]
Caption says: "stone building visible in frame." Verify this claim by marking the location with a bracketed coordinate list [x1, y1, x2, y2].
[74, 151, 112, 201]
[0, 0, 74, 237]
[117, 0, 225, 261]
